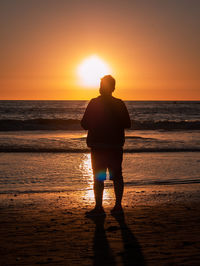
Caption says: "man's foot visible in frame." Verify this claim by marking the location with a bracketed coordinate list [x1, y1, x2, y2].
[110, 205, 124, 216]
[85, 207, 106, 217]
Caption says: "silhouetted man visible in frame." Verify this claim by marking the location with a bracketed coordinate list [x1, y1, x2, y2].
[81, 75, 131, 216]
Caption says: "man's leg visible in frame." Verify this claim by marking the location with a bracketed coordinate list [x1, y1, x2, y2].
[85, 149, 106, 216]
[94, 179, 104, 208]
[92, 151, 106, 208]
[109, 148, 124, 212]
[113, 175, 124, 208]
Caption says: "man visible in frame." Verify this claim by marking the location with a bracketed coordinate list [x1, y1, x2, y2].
[81, 75, 131, 216]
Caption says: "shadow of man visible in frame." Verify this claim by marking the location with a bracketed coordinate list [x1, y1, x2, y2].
[112, 212, 146, 266]
[88, 215, 116, 266]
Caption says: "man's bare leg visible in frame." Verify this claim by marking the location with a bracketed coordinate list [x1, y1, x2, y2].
[85, 180, 105, 217]
[94, 179, 104, 208]
[112, 177, 124, 214]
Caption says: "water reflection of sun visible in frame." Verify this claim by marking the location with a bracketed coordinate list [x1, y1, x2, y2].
[81, 153, 93, 188]
[80, 153, 112, 202]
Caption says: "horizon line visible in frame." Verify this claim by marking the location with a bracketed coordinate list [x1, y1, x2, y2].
[0, 99, 199, 102]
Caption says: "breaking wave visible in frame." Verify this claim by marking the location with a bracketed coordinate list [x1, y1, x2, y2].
[1, 178, 200, 195]
[0, 147, 199, 153]
[0, 119, 199, 131]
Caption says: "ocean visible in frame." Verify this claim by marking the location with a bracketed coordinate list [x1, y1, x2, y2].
[0, 100, 199, 195]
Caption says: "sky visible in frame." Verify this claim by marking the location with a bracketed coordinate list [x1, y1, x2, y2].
[0, 0, 200, 100]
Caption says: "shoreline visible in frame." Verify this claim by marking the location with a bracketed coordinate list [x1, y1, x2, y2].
[1, 184, 200, 265]
[1, 152, 200, 197]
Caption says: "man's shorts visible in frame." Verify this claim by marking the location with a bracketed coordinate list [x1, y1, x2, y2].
[91, 148, 123, 181]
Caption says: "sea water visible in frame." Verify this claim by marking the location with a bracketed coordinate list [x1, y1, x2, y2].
[0, 100, 199, 194]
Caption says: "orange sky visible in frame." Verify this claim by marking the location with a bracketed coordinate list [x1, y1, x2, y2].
[0, 0, 200, 100]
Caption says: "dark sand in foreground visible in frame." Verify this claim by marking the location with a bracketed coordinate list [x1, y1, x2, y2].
[0, 184, 200, 265]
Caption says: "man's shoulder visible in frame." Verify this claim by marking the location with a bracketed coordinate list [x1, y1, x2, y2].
[87, 97, 99, 107]
[112, 96, 123, 102]
[111, 96, 125, 106]
[89, 96, 124, 106]
[89, 96, 101, 103]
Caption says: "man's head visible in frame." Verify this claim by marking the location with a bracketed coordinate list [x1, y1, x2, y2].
[99, 75, 115, 96]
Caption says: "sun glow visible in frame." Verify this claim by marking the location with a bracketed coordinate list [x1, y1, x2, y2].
[77, 55, 112, 87]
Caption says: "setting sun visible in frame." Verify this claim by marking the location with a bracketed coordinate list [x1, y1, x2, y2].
[77, 55, 112, 88]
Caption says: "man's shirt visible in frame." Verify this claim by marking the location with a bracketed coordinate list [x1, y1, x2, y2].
[81, 95, 131, 148]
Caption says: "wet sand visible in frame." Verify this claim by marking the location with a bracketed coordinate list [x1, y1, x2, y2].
[0, 184, 200, 265]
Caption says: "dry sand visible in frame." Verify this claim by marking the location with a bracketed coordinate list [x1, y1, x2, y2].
[0, 184, 200, 265]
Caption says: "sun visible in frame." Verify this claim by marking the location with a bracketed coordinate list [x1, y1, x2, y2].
[77, 55, 112, 87]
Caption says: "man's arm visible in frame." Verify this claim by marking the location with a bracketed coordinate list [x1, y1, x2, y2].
[81, 100, 93, 130]
[121, 101, 131, 128]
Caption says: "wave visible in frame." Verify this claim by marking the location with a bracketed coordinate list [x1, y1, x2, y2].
[0, 147, 199, 153]
[0, 119, 82, 131]
[131, 120, 200, 130]
[1, 178, 200, 195]
[125, 178, 200, 186]
[0, 119, 200, 131]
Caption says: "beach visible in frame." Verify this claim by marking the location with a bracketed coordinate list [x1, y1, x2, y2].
[1, 183, 200, 265]
[0, 151, 200, 265]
